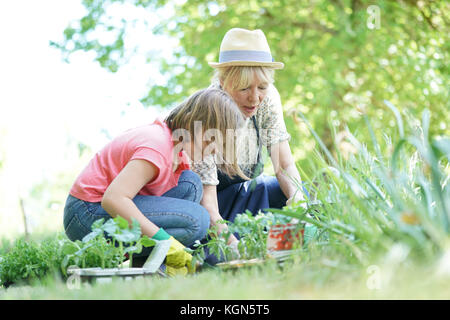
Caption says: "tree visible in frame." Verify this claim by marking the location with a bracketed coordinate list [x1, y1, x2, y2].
[52, 0, 450, 170]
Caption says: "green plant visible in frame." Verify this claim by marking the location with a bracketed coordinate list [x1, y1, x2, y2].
[0, 236, 66, 287]
[0, 217, 157, 287]
[61, 216, 156, 273]
[229, 211, 280, 260]
[60, 235, 121, 274]
[191, 211, 294, 264]
[274, 102, 450, 264]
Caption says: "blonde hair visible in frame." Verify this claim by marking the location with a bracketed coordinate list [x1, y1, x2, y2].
[165, 88, 248, 180]
[213, 66, 275, 91]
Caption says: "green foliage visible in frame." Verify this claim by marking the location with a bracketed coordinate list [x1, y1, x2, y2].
[53, 0, 449, 177]
[191, 210, 293, 263]
[0, 217, 156, 287]
[0, 236, 66, 287]
[191, 102, 449, 268]
[273, 102, 450, 264]
[60, 228, 122, 274]
[62, 216, 155, 273]
[228, 211, 283, 260]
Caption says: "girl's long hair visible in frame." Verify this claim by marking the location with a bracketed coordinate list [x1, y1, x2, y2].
[165, 88, 248, 180]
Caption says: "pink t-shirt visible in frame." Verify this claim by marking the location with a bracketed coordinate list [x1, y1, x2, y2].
[70, 119, 190, 202]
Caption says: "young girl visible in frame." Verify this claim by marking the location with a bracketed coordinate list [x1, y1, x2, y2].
[63, 89, 246, 274]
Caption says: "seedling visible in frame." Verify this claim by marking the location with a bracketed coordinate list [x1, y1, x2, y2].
[61, 217, 156, 274]
[191, 211, 296, 265]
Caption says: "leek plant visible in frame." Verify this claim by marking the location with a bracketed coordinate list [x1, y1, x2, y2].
[275, 101, 450, 265]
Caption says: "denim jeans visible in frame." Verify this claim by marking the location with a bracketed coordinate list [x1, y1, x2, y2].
[63, 170, 210, 251]
[204, 175, 310, 265]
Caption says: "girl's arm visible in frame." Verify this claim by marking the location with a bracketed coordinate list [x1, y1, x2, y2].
[201, 185, 238, 245]
[101, 159, 161, 238]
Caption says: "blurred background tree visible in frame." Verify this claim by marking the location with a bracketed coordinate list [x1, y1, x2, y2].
[52, 0, 449, 174]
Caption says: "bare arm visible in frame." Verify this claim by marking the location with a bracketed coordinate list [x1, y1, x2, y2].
[270, 140, 305, 202]
[201, 185, 238, 244]
[101, 159, 160, 238]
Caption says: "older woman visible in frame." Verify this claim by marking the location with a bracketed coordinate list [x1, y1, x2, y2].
[192, 28, 307, 251]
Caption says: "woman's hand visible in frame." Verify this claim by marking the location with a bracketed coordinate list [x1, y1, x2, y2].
[271, 140, 306, 205]
[210, 216, 238, 245]
[286, 191, 307, 208]
[210, 218, 240, 258]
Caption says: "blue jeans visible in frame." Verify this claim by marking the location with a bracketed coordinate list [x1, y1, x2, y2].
[63, 170, 210, 250]
[204, 175, 309, 265]
[217, 175, 288, 223]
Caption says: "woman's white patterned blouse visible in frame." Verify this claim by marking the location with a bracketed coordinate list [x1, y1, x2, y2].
[191, 81, 291, 185]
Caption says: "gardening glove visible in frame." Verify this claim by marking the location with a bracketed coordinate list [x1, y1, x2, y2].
[152, 228, 194, 276]
[166, 236, 193, 270]
[166, 265, 188, 277]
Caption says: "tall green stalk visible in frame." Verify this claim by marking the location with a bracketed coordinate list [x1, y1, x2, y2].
[275, 104, 449, 263]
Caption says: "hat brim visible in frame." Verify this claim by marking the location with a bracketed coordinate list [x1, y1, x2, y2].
[208, 60, 284, 69]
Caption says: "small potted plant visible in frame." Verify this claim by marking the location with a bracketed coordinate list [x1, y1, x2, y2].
[64, 217, 169, 283]
[266, 223, 304, 252]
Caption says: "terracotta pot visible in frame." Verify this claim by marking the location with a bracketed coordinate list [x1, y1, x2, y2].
[266, 223, 304, 251]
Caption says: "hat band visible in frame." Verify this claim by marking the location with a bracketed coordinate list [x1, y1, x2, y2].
[219, 50, 274, 63]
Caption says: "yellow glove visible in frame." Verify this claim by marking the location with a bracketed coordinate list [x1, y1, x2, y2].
[166, 265, 188, 277]
[152, 229, 195, 276]
[165, 236, 193, 272]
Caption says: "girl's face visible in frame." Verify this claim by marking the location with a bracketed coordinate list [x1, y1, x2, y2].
[181, 134, 214, 162]
[224, 75, 269, 118]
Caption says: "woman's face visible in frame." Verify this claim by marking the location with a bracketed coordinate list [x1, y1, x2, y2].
[224, 74, 269, 118]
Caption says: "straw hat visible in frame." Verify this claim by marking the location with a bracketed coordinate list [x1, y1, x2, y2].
[208, 28, 284, 69]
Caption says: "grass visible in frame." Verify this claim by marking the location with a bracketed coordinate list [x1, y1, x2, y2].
[0, 102, 449, 299]
[283, 104, 450, 264]
[0, 250, 448, 300]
